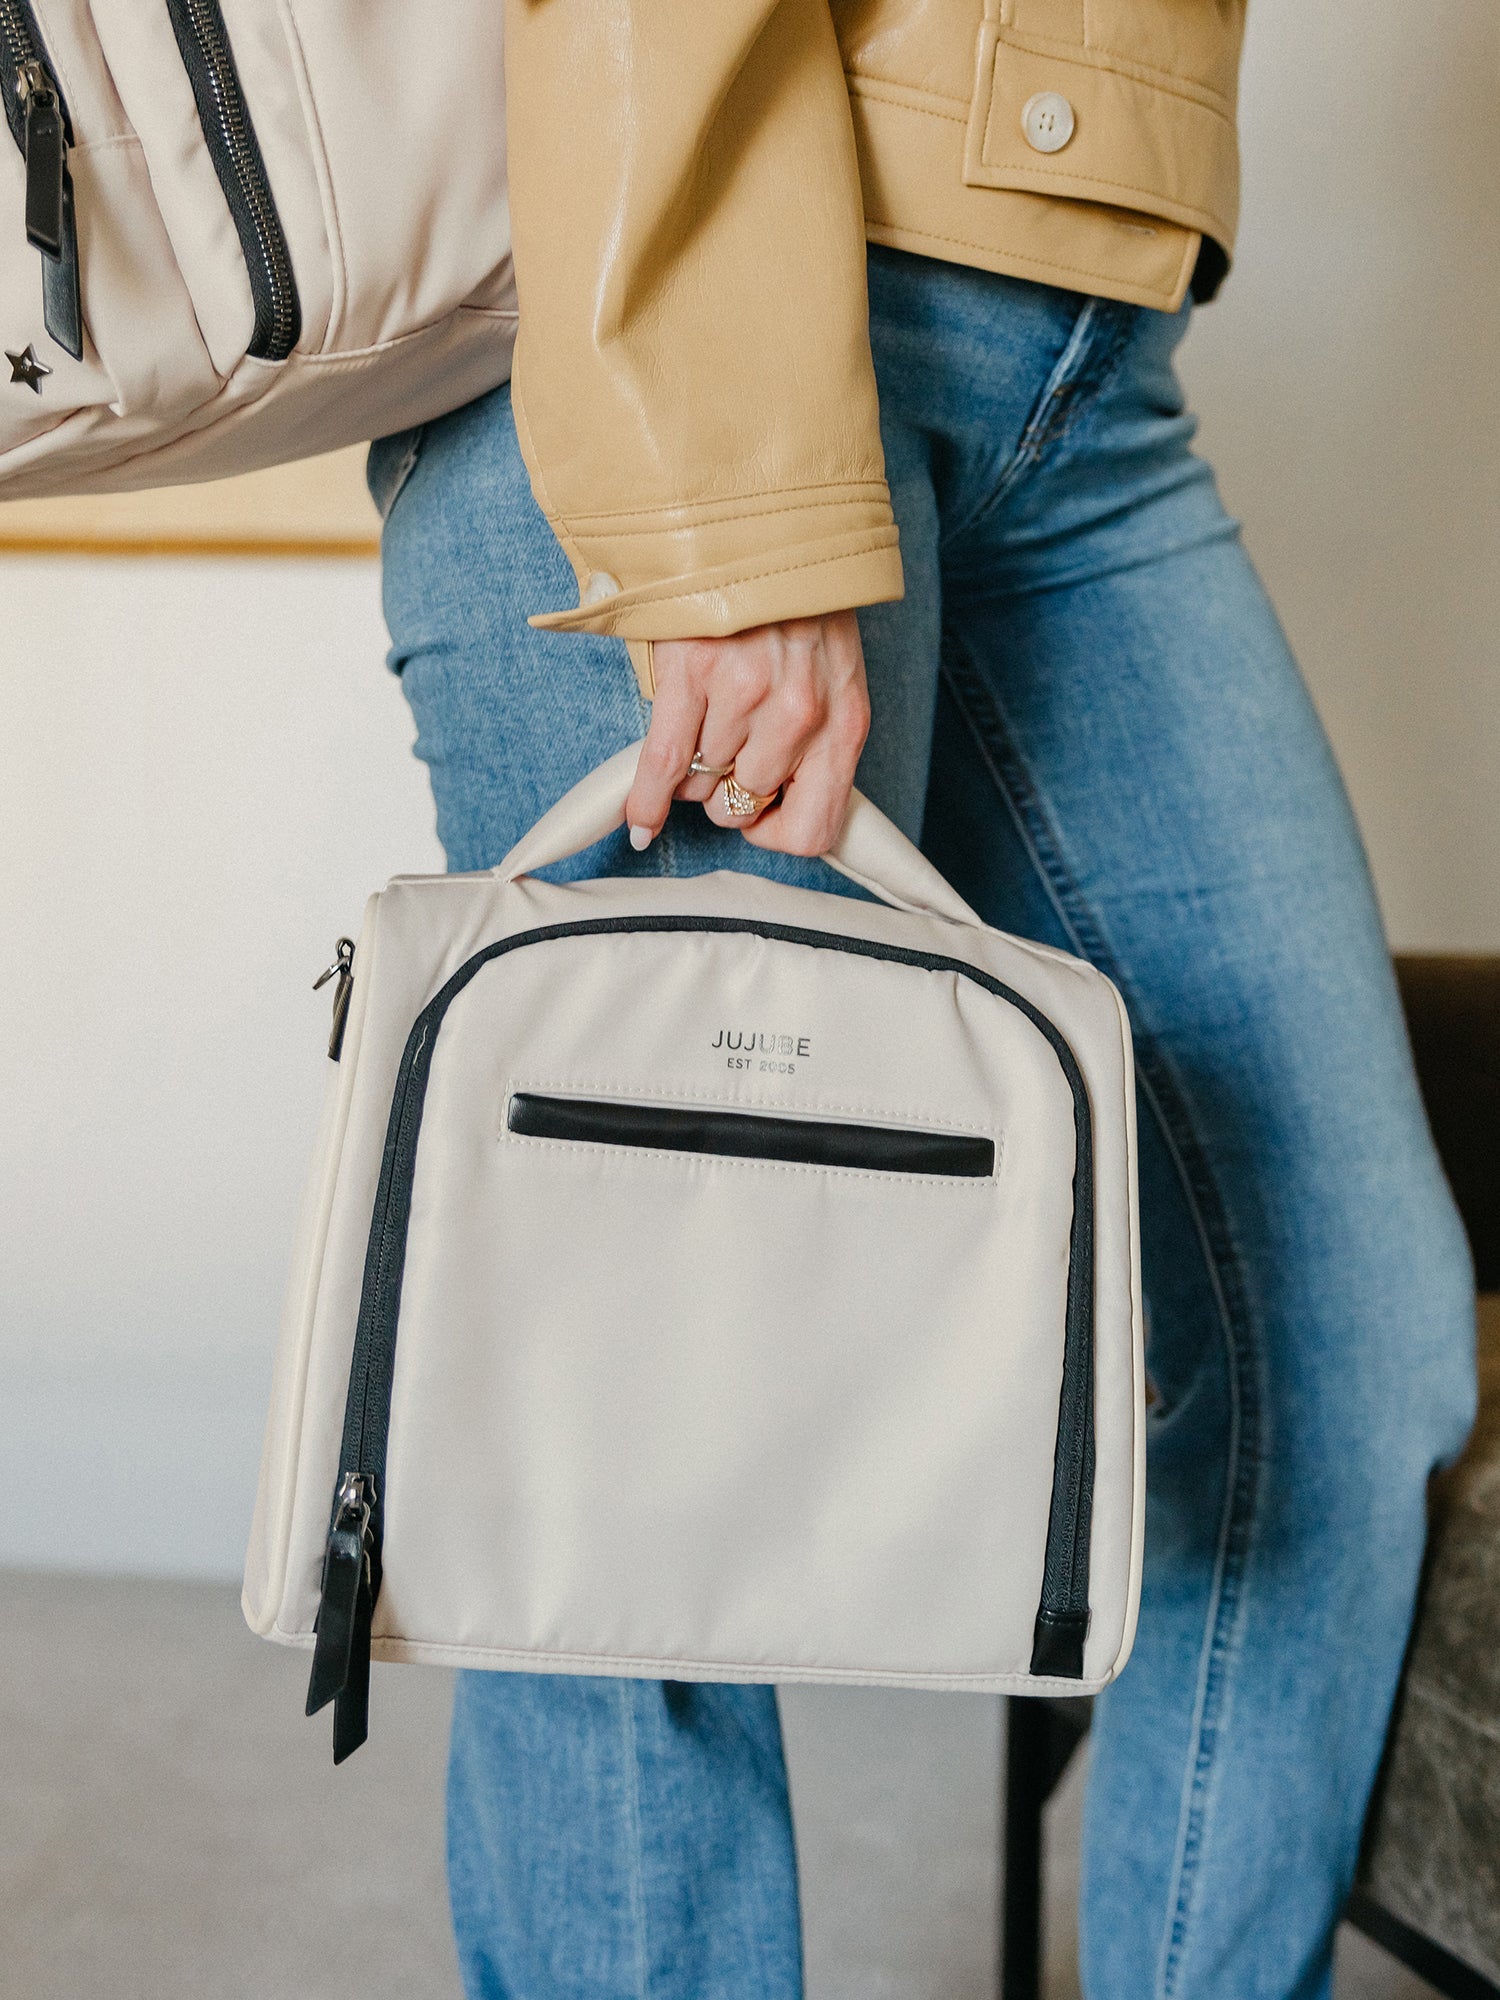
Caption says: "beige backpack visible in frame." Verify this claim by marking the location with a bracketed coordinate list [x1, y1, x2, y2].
[244, 746, 1145, 1761]
[1, 0, 514, 496]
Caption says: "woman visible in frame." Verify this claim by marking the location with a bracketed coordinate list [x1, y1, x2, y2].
[369, 4, 1476, 1994]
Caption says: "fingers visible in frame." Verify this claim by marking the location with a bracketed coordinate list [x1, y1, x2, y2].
[666, 638, 748, 805]
[624, 656, 709, 849]
[700, 648, 828, 831]
[739, 688, 869, 856]
[735, 613, 868, 853]
[625, 611, 870, 857]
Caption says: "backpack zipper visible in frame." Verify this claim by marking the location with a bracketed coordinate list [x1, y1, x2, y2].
[163, 0, 300, 361]
[0, 0, 82, 358]
[307, 915, 1101, 1757]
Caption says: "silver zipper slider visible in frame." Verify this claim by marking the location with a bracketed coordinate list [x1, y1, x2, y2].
[16, 59, 52, 107]
[334, 1469, 373, 1532]
[313, 937, 355, 1061]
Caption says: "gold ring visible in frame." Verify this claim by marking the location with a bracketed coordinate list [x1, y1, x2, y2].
[720, 772, 778, 818]
[688, 752, 736, 780]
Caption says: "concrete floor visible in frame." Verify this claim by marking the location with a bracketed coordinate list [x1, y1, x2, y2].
[0, 1571, 1437, 2000]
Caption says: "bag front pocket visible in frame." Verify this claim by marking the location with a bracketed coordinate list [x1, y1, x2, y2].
[85, 0, 315, 381]
[508, 1092, 995, 1178]
[279, 0, 510, 351]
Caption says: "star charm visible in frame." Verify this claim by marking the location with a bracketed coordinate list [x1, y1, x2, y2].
[6, 344, 51, 394]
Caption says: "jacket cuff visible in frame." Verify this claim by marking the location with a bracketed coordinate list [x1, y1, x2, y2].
[526, 486, 904, 641]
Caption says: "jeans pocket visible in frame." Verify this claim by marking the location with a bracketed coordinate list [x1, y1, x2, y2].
[366, 425, 426, 523]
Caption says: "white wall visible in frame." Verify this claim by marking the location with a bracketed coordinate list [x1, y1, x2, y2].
[0, 562, 440, 1572]
[1, 0, 1497, 1577]
[1178, 0, 1500, 949]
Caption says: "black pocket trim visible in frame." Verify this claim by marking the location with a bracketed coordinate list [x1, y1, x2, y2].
[508, 1092, 996, 1177]
[164, 0, 301, 360]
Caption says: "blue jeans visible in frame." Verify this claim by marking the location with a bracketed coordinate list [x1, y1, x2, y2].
[371, 246, 1475, 2000]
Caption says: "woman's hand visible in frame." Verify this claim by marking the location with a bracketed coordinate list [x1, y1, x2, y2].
[624, 611, 870, 859]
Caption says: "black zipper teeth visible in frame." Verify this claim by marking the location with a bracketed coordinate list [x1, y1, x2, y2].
[0, 0, 38, 93]
[351, 1022, 427, 1481]
[0, 5, 26, 69]
[0, 0, 64, 151]
[331, 915, 1099, 1661]
[164, 0, 300, 361]
[0, 5, 33, 107]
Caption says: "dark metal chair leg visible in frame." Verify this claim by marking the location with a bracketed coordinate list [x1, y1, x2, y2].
[1346, 1890, 1500, 2000]
[1001, 1699, 1049, 2000]
[1000, 1696, 1095, 2000]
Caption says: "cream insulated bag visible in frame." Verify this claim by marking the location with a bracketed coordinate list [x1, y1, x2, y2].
[0, 0, 514, 495]
[244, 746, 1145, 1761]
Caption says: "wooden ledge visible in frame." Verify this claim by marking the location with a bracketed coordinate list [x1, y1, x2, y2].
[0, 445, 380, 557]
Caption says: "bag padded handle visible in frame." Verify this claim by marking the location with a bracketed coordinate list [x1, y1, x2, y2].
[493, 741, 984, 930]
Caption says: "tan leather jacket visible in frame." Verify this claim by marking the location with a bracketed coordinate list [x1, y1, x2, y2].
[506, 1, 1246, 688]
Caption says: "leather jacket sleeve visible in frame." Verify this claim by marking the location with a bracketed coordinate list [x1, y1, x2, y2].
[504, 0, 904, 675]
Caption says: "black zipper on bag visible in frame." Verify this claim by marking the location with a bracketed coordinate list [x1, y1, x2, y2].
[1, 0, 82, 358]
[307, 916, 1100, 1758]
[508, 1092, 998, 1178]
[163, 0, 300, 360]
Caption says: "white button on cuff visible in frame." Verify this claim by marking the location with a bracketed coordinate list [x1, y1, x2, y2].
[582, 571, 621, 605]
[1021, 91, 1075, 154]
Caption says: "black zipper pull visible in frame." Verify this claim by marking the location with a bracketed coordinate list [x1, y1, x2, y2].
[313, 938, 355, 1061]
[13, 55, 82, 360]
[331, 1559, 374, 1764]
[19, 60, 62, 256]
[306, 1470, 375, 1762]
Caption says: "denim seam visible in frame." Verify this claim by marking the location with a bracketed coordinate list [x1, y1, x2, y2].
[1147, 1098, 1263, 1998]
[993, 299, 1102, 502]
[618, 1680, 652, 1999]
[935, 641, 1266, 1997]
[1017, 297, 1139, 483]
[941, 295, 1136, 551]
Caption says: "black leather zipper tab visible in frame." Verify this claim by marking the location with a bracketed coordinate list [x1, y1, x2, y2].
[39, 171, 81, 358]
[1, 9, 83, 360]
[306, 1472, 375, 1760]
[331, 1559, 373, 1764]
[21, 64, 63, 255]
[508, 1092, 996, 1177]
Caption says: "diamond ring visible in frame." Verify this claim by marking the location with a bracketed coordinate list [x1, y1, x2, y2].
[720, 773, 779, 818]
